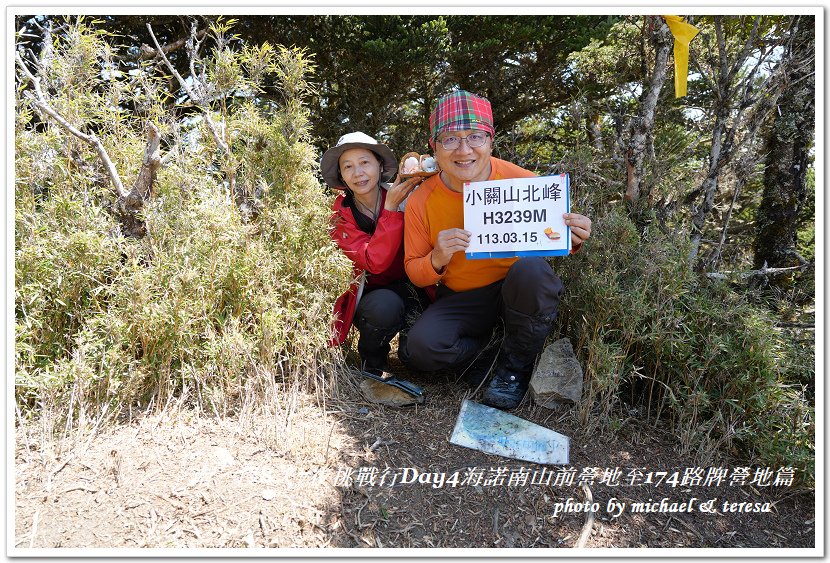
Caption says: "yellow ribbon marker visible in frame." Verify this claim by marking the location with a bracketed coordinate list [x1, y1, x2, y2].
[662, 15, 700, 98]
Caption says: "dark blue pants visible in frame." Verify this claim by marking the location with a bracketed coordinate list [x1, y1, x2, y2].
[400, 257, 563, 373]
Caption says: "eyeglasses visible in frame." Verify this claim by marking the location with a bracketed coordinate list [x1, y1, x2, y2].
[436, 132, 490, 151]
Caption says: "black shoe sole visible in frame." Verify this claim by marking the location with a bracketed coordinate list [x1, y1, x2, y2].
[481, 389, 525, 410]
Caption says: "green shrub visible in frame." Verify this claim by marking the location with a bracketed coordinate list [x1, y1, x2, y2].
[555, 207, 814, 482]
[15, 20, 353, 430]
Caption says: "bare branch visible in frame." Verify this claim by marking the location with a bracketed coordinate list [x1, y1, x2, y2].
[705, 263, 810, 280]
[788, 69, 816, 89]
[714, 17, 728, 96]
[690, 50, 718, 96]
[145, 23, 195, 101]
[139, 27, 207, 60]
[711, 151, 757, 268]
[31, 18, 68, 35]
[146, 22, 229, 154]
[15, 51, 129, 199]
[702, 24, 718, 79]
[187, 20, 202, 96]
[727, 16, 761, 83]
[734, 40, 780, 114]
[160, 145, 179, 167]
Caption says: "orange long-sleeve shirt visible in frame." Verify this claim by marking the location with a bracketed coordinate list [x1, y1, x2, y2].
[404, 157, 538, 292]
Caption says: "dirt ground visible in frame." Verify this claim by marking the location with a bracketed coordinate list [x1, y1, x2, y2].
[13, 368, 816, 552]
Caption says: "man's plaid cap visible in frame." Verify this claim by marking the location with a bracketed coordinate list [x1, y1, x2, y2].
[429, 90, 495, 146]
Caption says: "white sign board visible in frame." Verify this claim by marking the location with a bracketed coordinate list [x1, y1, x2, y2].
[463, 174, 570, 259]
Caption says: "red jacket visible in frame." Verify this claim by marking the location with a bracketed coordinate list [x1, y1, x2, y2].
[328, 189, 407, 346]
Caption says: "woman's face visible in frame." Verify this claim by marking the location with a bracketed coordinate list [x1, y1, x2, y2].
[338, 148, 381, 198]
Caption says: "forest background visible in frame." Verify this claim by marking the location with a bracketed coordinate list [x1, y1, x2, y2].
[12, 12, 817, 488]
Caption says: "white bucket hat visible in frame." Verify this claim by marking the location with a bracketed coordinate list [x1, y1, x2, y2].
[320, 132, 398, 189]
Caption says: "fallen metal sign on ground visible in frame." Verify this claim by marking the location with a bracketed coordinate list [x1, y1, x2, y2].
[449, 399, 569, 464]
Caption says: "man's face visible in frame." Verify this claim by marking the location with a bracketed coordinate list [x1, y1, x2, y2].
[434, 129, 492, 191]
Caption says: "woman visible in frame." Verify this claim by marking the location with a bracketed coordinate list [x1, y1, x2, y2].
[322, 132, 426, 376]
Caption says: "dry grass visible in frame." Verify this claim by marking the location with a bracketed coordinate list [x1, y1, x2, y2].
[14, 372, 816, 551]
[14, 392, 356, 549]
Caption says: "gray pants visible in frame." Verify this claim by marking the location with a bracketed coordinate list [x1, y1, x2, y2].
[400, 257, 564, 373]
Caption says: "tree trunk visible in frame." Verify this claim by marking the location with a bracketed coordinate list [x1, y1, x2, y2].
[754, 16, 815, 275]
[586, 110, 604, 153]
[133, 121, 162, 199]
[117, 121, 163, 238]
[688, 106, 728, 263]
[625, 16, 672, 204]
[687, 16, 789, 266]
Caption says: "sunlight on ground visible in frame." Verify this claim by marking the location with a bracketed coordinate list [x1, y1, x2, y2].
[14, 395, 364, 549]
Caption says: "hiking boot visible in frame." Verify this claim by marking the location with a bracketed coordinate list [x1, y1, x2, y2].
[481, 364, 530, 409]
[484, 304, 556, 409]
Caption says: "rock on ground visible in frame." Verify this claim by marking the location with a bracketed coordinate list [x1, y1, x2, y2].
[359, 378, 424, 407]
[530, 338, 584, 409]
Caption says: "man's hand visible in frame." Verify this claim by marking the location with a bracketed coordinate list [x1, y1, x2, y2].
[431, 228, 470, 273]
[384, 175, 423, 211]
[564, 213, 592, 246]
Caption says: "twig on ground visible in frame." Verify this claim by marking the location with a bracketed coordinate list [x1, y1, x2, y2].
[58, 484, 100, 495]
[51, 456, 73, 478]
[258, 510, 269, 536]
[575, 484, 595, 548]
[389, 522, 422, 534]
[324, 424, 335, 464]
[29, 509, 40, 548]
[672, 515, 704, 540]
[355, 496, 371, 529]
[153, 492, 187, 512]
[368, 437, 397, 453]
[338, 500, 363, 545]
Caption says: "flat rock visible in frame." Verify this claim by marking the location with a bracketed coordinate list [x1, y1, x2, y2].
[359, 378, 425, 407]
[530, 338, 583, 409]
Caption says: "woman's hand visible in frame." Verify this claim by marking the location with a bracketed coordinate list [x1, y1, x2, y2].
[384, 175, 424, 211]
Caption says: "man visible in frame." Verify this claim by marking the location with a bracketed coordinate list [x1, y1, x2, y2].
[401, 90, 592, 409]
